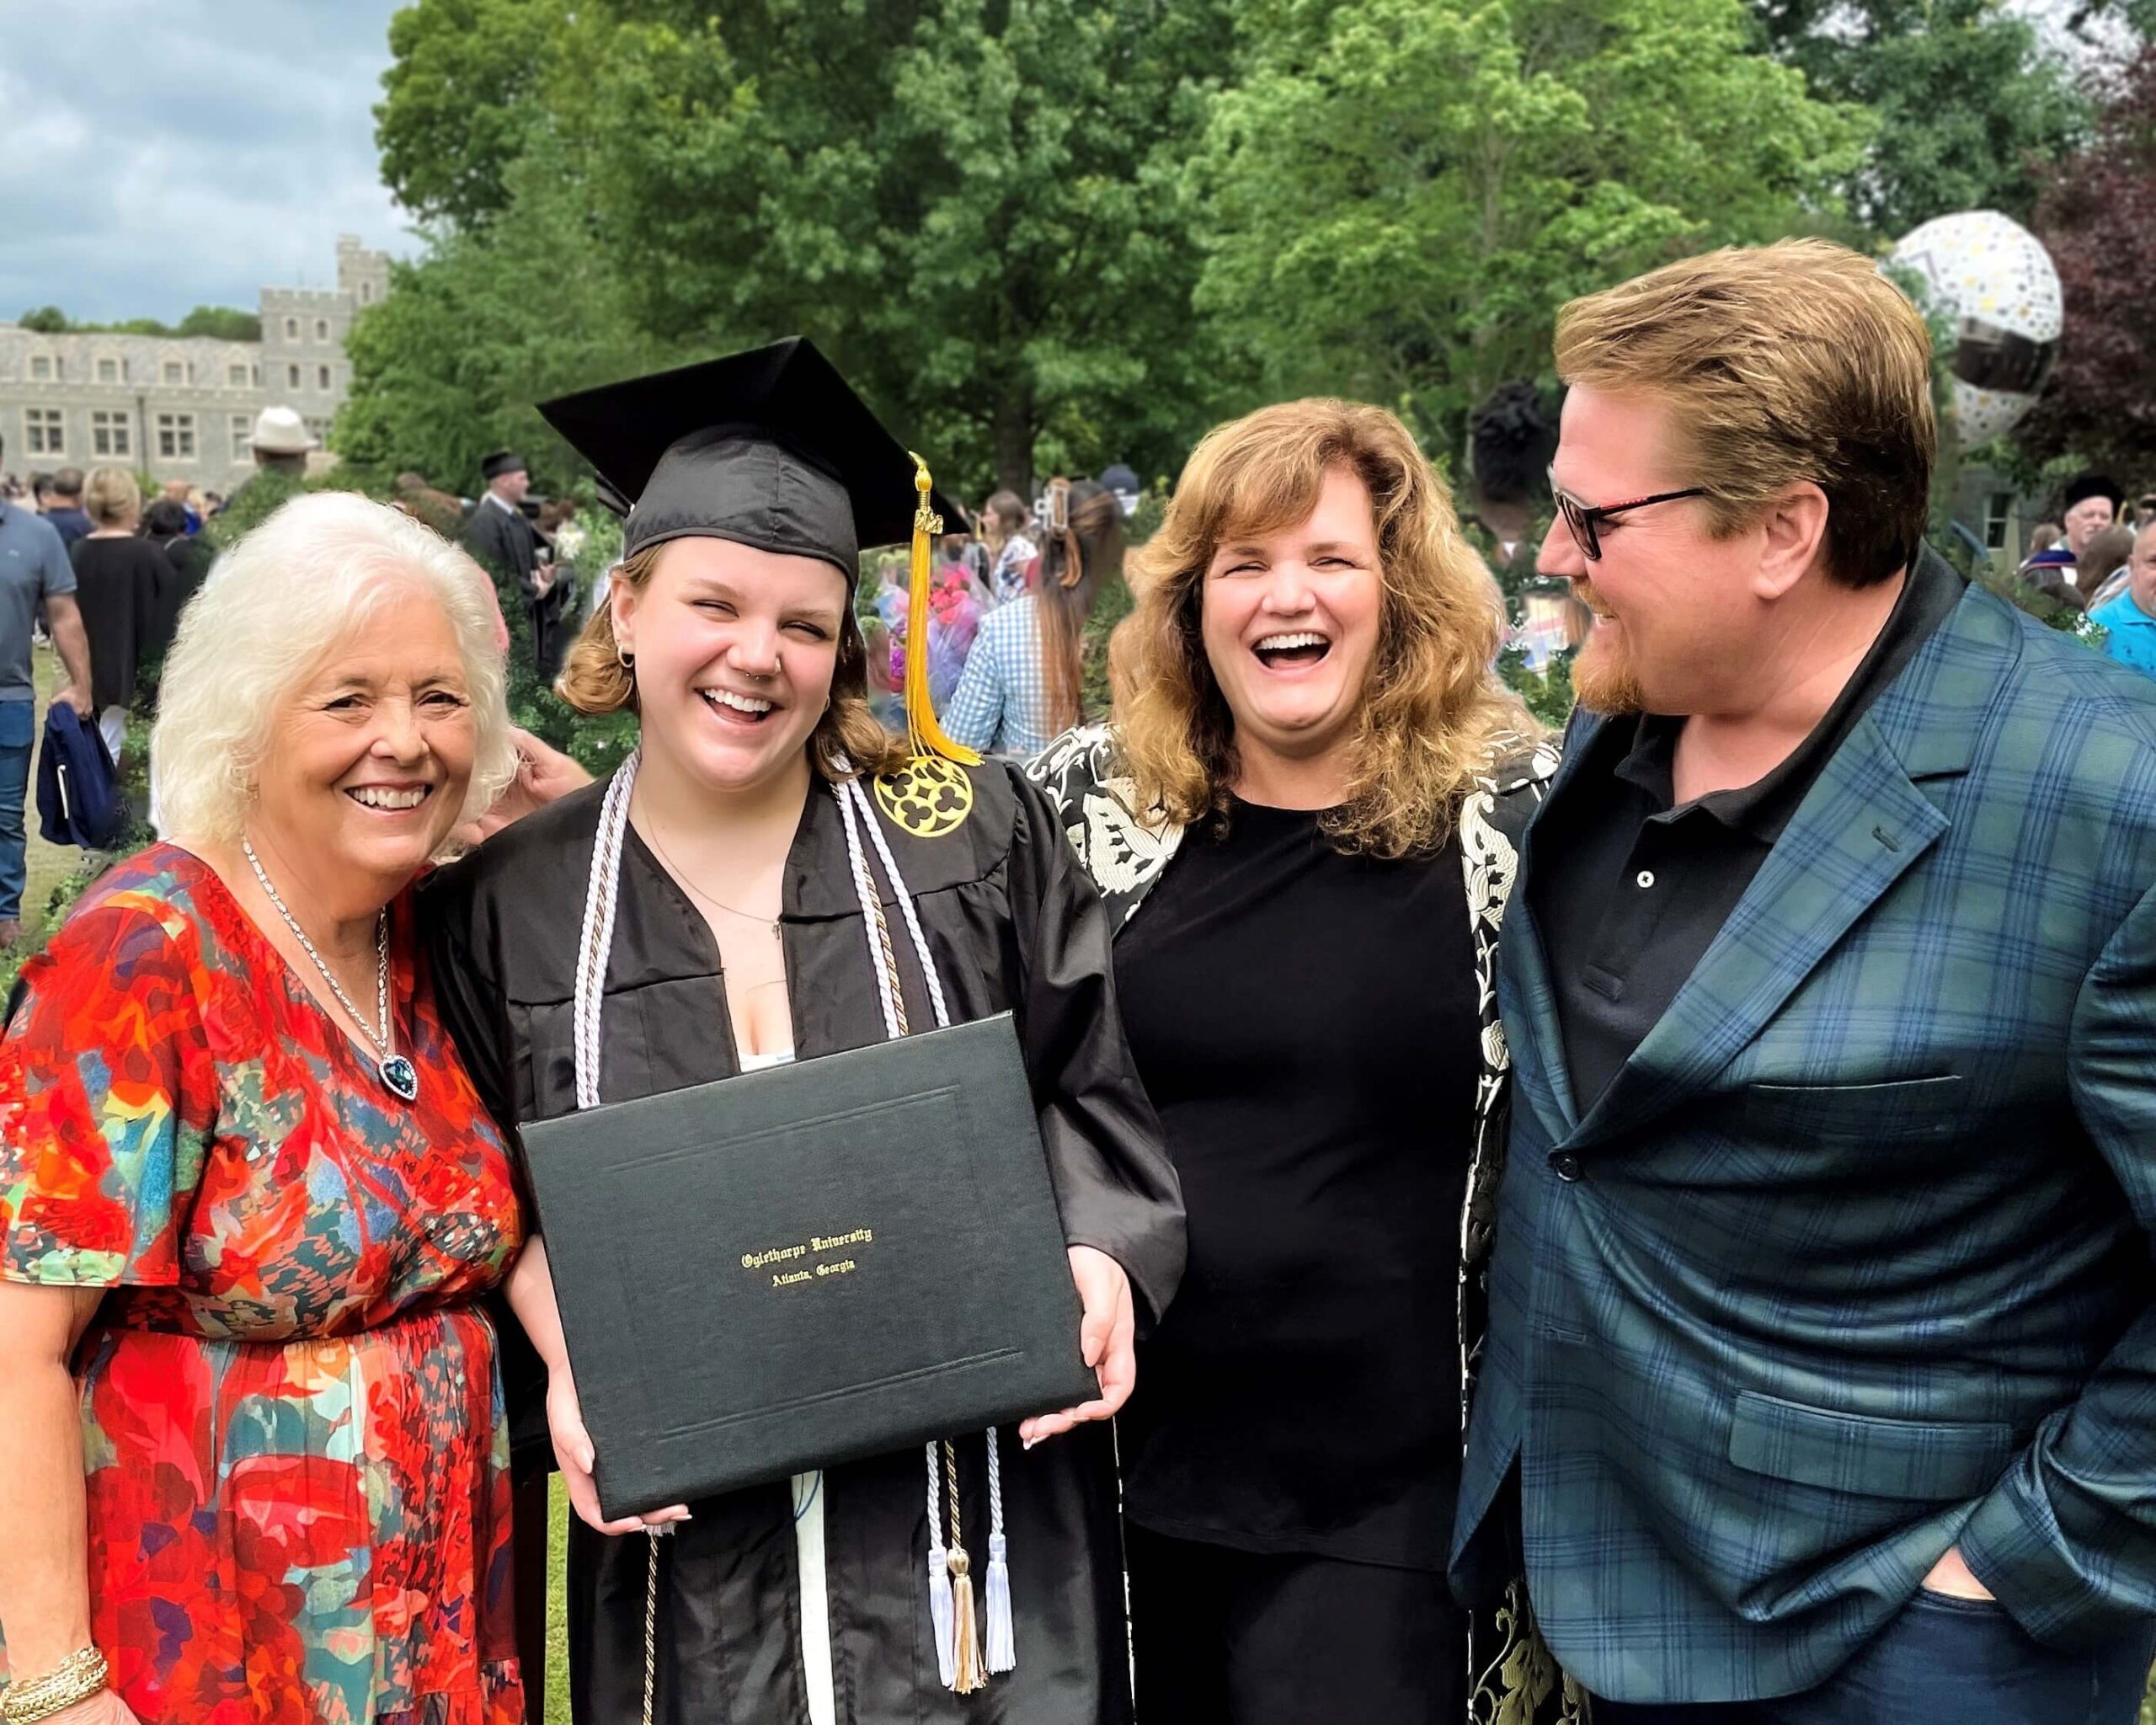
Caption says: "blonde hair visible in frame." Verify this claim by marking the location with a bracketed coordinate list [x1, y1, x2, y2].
[1555, 238, 1935, 588]
[558, 541, 910, 782]
[83, 465, 140, 527]
[1115, 398, 1531, 859]
[153, 492, 517, 850]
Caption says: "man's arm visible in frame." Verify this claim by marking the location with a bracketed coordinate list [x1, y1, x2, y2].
[45, 594, 92, 716]
[1956, 873, 2156, 1644]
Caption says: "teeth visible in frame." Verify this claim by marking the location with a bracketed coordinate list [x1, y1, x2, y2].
[1256, 633, 1326, 652]
[703, 689, 774, 715]
[349, 786, 429, 810]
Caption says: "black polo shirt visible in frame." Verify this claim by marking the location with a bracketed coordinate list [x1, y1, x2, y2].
[1529, 547, 1966, 1112]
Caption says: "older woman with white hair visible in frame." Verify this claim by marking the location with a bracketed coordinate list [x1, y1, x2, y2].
[0, 493, 528, 1725]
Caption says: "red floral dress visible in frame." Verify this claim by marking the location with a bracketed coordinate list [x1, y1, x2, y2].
[0, 846, 525, 1725]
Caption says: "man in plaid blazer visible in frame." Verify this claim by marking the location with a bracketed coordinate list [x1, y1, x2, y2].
[1450, 240, 2156, 1721]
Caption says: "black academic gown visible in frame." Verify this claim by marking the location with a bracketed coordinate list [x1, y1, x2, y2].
[462, 497, 568, 678]
[423, 758, 1185, 1725]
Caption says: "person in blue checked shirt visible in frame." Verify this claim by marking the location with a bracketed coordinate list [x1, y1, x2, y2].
[2089, 521, 2156, 679]
[1450, 238, 2156, 1723]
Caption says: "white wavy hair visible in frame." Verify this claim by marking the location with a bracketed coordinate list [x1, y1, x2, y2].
[152, 490, 517, 852]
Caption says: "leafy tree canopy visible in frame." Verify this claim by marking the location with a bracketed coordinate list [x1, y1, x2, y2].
[12, 304, 261, 340]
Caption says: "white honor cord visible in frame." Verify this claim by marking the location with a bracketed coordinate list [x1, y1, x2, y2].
[574, 760, 1014, 1691]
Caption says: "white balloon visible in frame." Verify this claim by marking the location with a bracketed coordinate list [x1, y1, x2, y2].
[1888, 211, 2063, 444]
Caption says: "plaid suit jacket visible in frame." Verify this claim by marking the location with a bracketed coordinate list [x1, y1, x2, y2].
[1450, 571, 2156, 1704]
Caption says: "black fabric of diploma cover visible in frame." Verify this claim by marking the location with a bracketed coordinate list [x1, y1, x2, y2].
[520, 1011, 1097, 1520]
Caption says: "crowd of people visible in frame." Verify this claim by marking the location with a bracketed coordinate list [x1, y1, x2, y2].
[3, 233, 2156, 1725]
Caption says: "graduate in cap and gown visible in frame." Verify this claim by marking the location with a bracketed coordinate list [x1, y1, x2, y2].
[463, 450, 571, 680]
[423, 339, 1186, 1724]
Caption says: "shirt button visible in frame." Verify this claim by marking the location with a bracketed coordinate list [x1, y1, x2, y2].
[1549, 1151, 1581, 1183]
[1636, 869, 1656, 889]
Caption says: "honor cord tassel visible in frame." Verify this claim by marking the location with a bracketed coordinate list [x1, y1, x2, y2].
[926, 1441, 957, 1688]
[945, 1440, 985, 1693]
[984, 1427, 1016, 1674]
[901, 452, 981, 768]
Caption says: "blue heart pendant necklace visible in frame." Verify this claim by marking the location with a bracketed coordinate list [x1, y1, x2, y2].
[244, 838, 420, 1104]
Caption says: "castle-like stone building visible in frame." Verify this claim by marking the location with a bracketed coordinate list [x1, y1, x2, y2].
[0, 236, 390, 494]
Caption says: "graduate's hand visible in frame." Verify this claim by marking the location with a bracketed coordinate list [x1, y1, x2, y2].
[1019, 1246, 1135, 1448]
[455, 729, 593, 847]
[547, 1367, 692, 1536]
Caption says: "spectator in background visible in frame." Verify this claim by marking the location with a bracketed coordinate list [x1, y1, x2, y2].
[1099, 462, 1143, 521]
[944, 477, 1122, 758]
[218, 408, 317, 533]
[462, 451, 568, 680]
[29, 473, 56, 515]
[391, 470, 467, 540]
[2057, 473, 2123, 558]
[160, 478, 202, 535]
[2090, 521, 2156, 676]
[1463, 379, 1559, 590]
[41, 468, 91, 550]
[980, 488, 1038, 605]
[70, 467, 163, 761]
[141, 498, 211, 665]
[2078, 523, 2136, 611]
[0, 434, 93, 946]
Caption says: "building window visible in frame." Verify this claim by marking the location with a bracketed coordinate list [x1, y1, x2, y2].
[96, 356, 120, 383]
[360, 280, 375, 305]
[24, 408, 63, 454]
[287, 363, 302, 390]
[306, 417, 331, 444]
[284, 316, 298, 339]
[227, 362, 248, 387]
[163, 360, 185, 385]
[91, 410, 132, 458]
[157, 412, 197, 461]
[251, 364, 261, 387]
[29, 355, 54, 382]
[318, 365, 332, 391]
[231, 414, 253, 460]
[1984, 491, 2015, 551]
[315, 318, 329, 341]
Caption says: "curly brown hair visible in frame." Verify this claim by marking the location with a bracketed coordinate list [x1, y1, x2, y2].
[559, 542, 910, 782]
[1113, 399, 1533, 858]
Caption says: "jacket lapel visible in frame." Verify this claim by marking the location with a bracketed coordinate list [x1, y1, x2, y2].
[1568, 582, 2010, 1147]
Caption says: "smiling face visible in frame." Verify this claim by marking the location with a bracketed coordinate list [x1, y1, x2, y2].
[1199, 463, 1385, 771]
[613, 535, 849, 798]
[250, 585, 477, 897]
[1541, 387, 1760, 716]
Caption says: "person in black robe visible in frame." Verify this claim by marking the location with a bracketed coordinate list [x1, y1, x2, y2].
[462, 450, 571, 680]
[423, 339, 1184, 1725]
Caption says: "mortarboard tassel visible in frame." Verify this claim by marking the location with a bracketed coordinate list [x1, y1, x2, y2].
[904, 453, 983, 769]
[944, 1440, 986, 1692]
[926, 1443, 957, 1688]
[984, 1428, 1015, 1674]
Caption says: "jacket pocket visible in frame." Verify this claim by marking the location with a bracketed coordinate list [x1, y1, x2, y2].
[1737, 1075, 1963, 1143]
[1726, 1390, 2015, 1500]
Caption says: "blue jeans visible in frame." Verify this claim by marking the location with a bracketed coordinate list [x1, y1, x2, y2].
[0, 699, 35, 921]
[1594, 1591, 2156, 1725]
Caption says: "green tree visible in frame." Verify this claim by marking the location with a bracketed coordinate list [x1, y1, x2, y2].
[1753, 0, 2088, 239]
[551, 0, 1235, 496]
[335, 131, 683, 494]
[174, 306, 264, 342]
[375, 0, 563, 227]
[1191, 0, 1864, 453]
[17, 307, 68, 332]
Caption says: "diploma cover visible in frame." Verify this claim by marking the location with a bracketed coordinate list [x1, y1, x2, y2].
[520, 1011, 1098, 1519]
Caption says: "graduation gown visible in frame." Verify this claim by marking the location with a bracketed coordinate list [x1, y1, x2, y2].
[462, 497, 569, 678]
[423, 757, 1185, 1725]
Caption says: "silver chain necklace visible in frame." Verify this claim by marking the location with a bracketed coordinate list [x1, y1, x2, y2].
[242, 838, 420, 1103]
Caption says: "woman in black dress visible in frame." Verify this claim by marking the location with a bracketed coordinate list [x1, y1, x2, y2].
[69, 467, 164, 761]
[1031, 398, 1579, 1725]
[424, 341, 1184, 1725]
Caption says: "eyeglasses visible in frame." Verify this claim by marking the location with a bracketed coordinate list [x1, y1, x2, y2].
[1549, 467, 1710, 562]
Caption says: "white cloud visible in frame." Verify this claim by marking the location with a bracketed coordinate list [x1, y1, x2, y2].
[0, 0, 420, 323]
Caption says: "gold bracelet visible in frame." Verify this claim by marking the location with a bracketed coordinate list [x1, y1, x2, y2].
[1, 1646, 109, 1724]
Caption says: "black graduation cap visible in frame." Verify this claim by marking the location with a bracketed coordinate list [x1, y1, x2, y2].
[536, 339, 963, 584]
[480, 450, 527, 482]
[2063, 473, 2124, 513]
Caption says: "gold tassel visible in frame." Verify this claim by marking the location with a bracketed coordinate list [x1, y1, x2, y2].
[903, 451, 982, 769]
[948, 1542, 986, 1693]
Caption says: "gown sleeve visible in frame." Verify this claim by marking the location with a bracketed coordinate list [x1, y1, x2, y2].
[419, 864, 556, 1482]
[1002, 766, 1187, 1330]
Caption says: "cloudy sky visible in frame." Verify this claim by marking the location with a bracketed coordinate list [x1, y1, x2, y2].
[0, 0, 416, 325]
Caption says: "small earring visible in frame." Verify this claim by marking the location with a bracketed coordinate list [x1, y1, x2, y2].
[616, 647, 635, 670]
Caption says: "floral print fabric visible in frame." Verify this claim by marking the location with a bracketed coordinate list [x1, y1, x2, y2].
[0, 845, 525, 1724]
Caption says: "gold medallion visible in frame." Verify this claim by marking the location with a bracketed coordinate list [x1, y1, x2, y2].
[874, 756, 974, 838]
